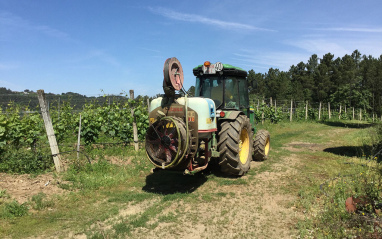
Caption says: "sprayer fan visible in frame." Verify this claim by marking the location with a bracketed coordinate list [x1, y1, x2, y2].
[145, 117, 189, 168]
[163, 57, 184, 91]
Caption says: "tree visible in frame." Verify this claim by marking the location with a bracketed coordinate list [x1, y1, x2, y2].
[187, 86, 195, 97]
[247, 69, 266, 98]
[315, 53, 334, 102]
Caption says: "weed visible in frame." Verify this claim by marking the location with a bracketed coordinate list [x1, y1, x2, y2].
[218, 178, 247, 186]
[0, 200, 29, 218]
[0, 189, 8, 199]
[157, 212, 177, 223]
[0, 147, 53, 174]
[60, 159, 129, 190]
[30, 193, 55, 210]
[113, 220, 131, 237]
[215, 192, 227, 197]
[162, 192, 191, 202]
[108, 192, 155, 204]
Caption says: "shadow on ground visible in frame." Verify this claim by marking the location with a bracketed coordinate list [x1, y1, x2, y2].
[323, 145, 372, 158]
[142, 169, 208, 195]
[320, 121, 374, 129]
[142, 162, 242, 195]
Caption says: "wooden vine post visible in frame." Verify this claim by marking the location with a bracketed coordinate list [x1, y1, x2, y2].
[261, 99, 265, 125]
[328, 102, 331, 120]
[37, 90, 63, 172]
[77, 114, 82, 160]
[353, 107, 355, 120]
[130, 90, 139, 151]
[305, 101, 308, 120]
[339, 104, 342, 120]
[147, 98, 150, 114]
[319, 102, 322, 120]
[257, 99, 259, 111]
[290, 99, 293, 122]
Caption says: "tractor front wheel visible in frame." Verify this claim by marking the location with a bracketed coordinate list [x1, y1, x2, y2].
[217, 115, 253, 176]
[253, 129, 270, 161]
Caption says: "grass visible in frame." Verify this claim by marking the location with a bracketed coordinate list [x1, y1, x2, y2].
[0, 120, 381, 238]
[265, 121, 382, 238]
[30, 193, 55, 210]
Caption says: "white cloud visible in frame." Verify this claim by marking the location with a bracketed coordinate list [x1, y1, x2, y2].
[317, 27, 382, 33]
[285, 37, 382, 59]
[0, 11, 70, 40]
[68, 50, 121, 67]
[232, 51, 309, 72]
[148, 7, 274, 32]
[285, 39, 349, 57]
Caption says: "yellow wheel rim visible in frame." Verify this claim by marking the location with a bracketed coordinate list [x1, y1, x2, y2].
[264, 137, 270, 156]
[239, 128, 250, 164]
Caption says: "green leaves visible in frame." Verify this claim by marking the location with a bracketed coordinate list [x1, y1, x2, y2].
[254, 102, 283, 123]
[0, 99, 150, 173]
[75, 99, 149, 145]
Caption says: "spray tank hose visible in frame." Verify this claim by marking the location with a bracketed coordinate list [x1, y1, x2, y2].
[146, 95, 190, 169]
[178, 94, 189, 163]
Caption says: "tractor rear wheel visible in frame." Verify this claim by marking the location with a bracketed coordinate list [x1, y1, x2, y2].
[218, 115, 253, 176]
[253, 129, 270, 161]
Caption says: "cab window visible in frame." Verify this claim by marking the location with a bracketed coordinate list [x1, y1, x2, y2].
[224, 78, 239, 109]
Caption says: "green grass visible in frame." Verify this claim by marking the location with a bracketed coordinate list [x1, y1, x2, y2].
[0, 121, 381, 238]
[30, 193, 55, 210]
[0, 200, 29, 219]
[262, 121, 382, 238]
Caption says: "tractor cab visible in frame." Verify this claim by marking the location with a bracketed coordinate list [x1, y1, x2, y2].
[193, 61, 249, 112]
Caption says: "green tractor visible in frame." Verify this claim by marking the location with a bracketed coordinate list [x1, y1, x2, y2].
[145, 58, 270, 176]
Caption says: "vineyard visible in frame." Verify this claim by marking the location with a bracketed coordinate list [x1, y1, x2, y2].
[0, 95, 149, 174]
[0, 93, 380, 175]
[0, 93, 382, 238]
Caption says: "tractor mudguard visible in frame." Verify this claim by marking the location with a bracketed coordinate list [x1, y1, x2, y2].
[222, 111, 243, 121]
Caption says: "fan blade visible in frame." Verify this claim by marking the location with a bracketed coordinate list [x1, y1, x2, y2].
[165, 148, 172, 163]
[168, 145, 177, 152]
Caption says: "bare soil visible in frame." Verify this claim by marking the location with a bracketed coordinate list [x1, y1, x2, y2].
[0, 173, 66, 204]
[82, 154, 306, 238]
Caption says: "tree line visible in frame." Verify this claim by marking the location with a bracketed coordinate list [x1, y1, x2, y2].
[2, 49, 382, 115]
[248, 50, 382, 115]
[0, 88, 150, 111]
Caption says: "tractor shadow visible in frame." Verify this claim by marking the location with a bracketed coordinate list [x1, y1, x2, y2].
[319, 121, 375, 129]
[323, 145, 372, 158]
[142, 169, 208, 195]
[323, 145, 382, 163]
[142, 163, 238, 195]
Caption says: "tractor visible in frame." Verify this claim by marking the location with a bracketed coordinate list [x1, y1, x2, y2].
[145, 57, 270, 176]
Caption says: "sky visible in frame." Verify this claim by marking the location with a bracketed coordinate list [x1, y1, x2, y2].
[1, 0, 382, 97]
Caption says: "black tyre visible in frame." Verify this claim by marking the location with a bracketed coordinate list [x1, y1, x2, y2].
[253, 129, 270, 161]
[217, 115, 253, 176]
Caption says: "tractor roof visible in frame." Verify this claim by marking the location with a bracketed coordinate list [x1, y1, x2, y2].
[193, 63, 247, 77]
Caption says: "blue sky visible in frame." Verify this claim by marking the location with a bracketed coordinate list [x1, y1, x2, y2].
[1, 0, 381, 97]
